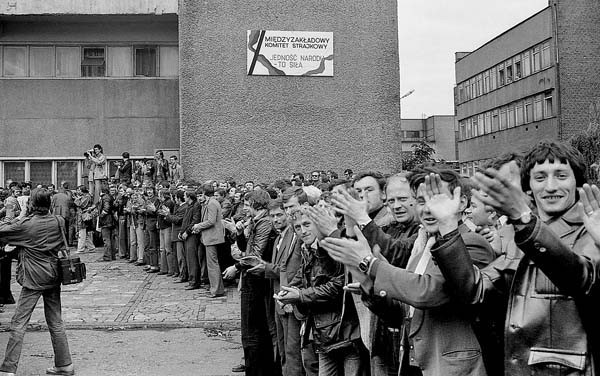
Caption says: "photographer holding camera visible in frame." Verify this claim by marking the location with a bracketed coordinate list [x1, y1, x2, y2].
[84, 144, 106, 204]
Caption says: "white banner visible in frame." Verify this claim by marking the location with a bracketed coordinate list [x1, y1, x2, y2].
[247, 30, 334, 76]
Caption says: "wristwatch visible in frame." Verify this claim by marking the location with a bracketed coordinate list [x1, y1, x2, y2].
[358, 254, 375, 274]
[508, 210, 533, 225]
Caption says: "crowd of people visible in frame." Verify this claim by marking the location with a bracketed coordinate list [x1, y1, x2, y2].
[1, 139, 600, 376]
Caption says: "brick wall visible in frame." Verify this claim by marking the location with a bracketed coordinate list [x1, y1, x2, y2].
[554, 0, 600, 139]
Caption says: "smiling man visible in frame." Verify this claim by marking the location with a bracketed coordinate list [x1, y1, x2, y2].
[432, 140, 600, 376]
[353, 172, 394, 228]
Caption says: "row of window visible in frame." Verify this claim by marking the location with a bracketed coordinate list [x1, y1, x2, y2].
[402, 130, 423, 139]
[457, 40, 552, 104]
[458, 91, 553, 141]
[0, 45, 178, 78]
[0, 158, 151, 188]
[459, 160, 489, 177]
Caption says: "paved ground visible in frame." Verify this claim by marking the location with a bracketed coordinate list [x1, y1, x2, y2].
[0, 328, 243, 376]
[0, 249, 241, 331]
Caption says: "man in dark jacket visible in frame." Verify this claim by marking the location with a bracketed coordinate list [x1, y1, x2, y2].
[223, 190, 278, 376]
[432, 141, 600, 376]
[98, 187, 116, 261]
[164, 190, 189, 282]
[179, 190, 201, 289]
[117, 152, 132, 184]
[278, 207, 365, 376]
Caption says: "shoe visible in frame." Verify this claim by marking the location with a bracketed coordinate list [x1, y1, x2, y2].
[46, 364, 75, 375]
[143, 265, 151, 270]
[158, 271, 168, 275]
[231, 364, 246, 373]
[134, 261, 145, 266]
[147, 268, 160, 273]
[185, 285, 201, 290]
[128, 259, 137, 263]
[209, 293, 225, 298]
[174, 279, 188, 283]
[171, 274, 180, 278]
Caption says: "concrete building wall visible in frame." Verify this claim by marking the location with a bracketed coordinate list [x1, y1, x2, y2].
[553, 0, 600, 140]
[0, 16, 178, 43]
[428, 115, 457, 161]
[179, 0, 401, 182]
[0, 0, 177, 15]
[458, 118, 557, 162]
[0, 79, 179, 157]
[455, 8, 552, 83]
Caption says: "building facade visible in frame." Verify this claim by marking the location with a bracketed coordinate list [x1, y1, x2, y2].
[0, 0, 402, 186]
[454, 0, 600, 176]
[401, 115, 457, 162]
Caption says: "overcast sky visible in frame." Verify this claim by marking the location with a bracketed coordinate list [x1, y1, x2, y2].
[398, 0, 549, 119]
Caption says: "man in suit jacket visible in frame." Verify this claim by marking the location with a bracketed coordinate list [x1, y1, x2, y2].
[322, 168, 495, 376]
[192, 183, 225, 297]
[117, 152, 133, 184]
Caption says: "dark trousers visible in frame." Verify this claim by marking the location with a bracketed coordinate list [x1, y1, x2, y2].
[175, 241, 187, 280]
[276, 312, 307, 376]
[145, 227, 159, 267]
[101, 227, 115, 260]
[185, 234, 201, 286]
[118, 216, 128, 258]
[241, 273, 275, 376]
[0, 255, 15, 305]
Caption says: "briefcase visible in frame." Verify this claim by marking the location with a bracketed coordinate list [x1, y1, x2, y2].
[59, 256, 86, 285]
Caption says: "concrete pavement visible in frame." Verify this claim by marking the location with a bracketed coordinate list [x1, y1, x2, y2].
[0, 249, 241, 331]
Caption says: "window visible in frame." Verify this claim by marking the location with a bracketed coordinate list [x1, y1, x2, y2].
[135, 46, 157, 77]
[470, 78, 476, 99]
[534, 94, 543, 121]
[3, 46, 27, 76]
[489, 68, 497, 91]
[159, 46, 178, 77]
[459, 120, 466, 140]
[492, 110, 499, 132]
[30, 46, 55, 77]
[532, 46, 541, 72]
[56, 47, 80, 77]
[82, 47, 106, 77]
[56, 161, 78, 189]
[516, 101, 524, 126]
[466, 120, 472, 139]
[472, 117, 479, 137]
[484, 112, 491, 134]
[30, 161, 52, 186]
[508, 105, 515, 128]
[544, 93, 553, 118]
[477, 114, 485, 136]
[498, 63, 505, 86]
[514, 55, 522, 79]
[458, 83, 464, 103]
[523, 51, 531, 76]
[525, 99, 533, 123]
[107, 46, 132, 77]
[483, 71, 489, 93]
[3, 162, 25, 183]
[541, 41, 551, 68]
[405, 130, 421, 139]
[476, 74, 483, 97]
[505, 59, 513, 83]
[499, 107, 507, 130]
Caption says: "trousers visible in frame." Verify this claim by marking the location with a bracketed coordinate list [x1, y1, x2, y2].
[0, 286, 72, 373]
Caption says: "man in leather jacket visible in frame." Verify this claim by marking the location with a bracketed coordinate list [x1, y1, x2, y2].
[431, 140, 600, 376]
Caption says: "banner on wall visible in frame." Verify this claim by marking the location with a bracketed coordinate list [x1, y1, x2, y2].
[247, 30, 334, 76]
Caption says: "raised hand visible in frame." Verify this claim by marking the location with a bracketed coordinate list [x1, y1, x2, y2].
[306, 206, 338, 239]
[471, 168, 530, 220]
[422, 173, 462, 224]
[321, 225, 372, 267]
[579, 184, 600, 247]
[330, 189, 371, 225]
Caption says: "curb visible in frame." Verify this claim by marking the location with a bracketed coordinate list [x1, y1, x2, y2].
[0, 319, 241, 332]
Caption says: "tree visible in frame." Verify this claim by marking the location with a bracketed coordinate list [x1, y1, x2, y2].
[402, 140, 436, 171]
[570, 98, 600, 185]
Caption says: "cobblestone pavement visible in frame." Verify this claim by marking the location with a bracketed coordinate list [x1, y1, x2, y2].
[0, 249, 241, 331]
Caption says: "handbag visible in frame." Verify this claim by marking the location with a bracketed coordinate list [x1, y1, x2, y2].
[55, 216, 86, 285]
